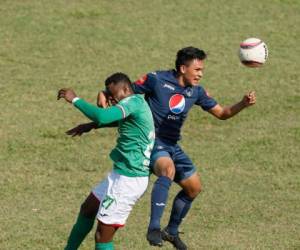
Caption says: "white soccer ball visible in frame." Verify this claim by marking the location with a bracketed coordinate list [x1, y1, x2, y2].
[239, 38, 268, 67]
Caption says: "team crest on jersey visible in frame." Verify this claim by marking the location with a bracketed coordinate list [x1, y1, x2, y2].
[169, 94, 185, 114]
[185, 87, 193, 97]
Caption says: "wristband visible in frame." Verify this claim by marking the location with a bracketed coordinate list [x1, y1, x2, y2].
[72, 97, 80, 104]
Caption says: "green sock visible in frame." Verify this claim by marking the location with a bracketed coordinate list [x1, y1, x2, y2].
[64, 213, 95, 250]
[95, 242, 114, 250]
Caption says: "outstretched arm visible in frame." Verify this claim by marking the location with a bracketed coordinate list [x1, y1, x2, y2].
[58, 88, 124, 126]
[208, 91, 256, 120]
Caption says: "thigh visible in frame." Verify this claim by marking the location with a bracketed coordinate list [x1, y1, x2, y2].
[96, 171, 149, 227]
[150, 138, 176, 178]
[92, 175, 110, 202]
[173, 145, 196, 183]
[80, 192, 100, 218]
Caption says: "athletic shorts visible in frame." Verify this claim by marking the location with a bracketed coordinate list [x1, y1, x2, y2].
[150, 137, 196, 183]
[92, 171, 148, 227]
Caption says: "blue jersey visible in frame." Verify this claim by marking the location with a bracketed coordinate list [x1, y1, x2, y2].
[132, 70, 217, 143]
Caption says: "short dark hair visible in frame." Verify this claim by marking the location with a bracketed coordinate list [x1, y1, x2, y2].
[175, 46, 207, 72]
[105, 72, 132, 88]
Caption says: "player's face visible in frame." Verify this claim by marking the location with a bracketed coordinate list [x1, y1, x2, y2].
[106, 83, 128, 104]
[181, 59, 204, 86]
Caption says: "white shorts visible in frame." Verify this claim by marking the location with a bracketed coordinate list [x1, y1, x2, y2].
[92, 171, 148, 227]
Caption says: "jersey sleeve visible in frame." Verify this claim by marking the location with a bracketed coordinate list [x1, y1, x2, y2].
[74, 99, 124, 126]
[115, 95, 141, 118]
[195, 86, 218, 111]
[132, 72, 157, 94]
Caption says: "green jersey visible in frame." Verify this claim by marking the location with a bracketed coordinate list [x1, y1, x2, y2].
[73, 94, 155, 177]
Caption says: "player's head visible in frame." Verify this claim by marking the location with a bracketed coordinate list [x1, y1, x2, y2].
[105, 72, 133, 103]
[175, 46, 207, 86]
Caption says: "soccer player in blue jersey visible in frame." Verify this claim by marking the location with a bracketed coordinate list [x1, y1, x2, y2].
[133, 47, 256, 250]
[98, 47, 256, 250]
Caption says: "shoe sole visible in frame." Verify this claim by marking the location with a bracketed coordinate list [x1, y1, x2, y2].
[147, 240, 163, 247]
[147, 238, 163, 247]
[161, 232, 187, 250]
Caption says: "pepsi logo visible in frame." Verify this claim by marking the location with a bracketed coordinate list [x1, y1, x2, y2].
[169, 94, 185, 114]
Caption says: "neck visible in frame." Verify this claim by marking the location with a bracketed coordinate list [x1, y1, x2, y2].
[120, 91, 134, 101]
[176, 74, 187, 87]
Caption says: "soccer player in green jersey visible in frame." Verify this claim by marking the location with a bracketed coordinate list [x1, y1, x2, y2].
[58, 72, 155, 250]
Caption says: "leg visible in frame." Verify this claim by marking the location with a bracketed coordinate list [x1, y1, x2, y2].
[162, 173, 201, 250]
[147, 156, 175, 246]
[95, 221, 117, 250]
[168, 173, 202, 234]
[81, 192, 101, 218]
[65, 193, 100, 250]
[162, 143, 201, 250]
[95, 172, 148, 249]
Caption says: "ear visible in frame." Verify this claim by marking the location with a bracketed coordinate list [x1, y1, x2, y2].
[123, 84, 131, 94]
[179, 65, 186, 74]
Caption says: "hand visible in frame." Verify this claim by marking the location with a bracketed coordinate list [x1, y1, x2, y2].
[97, 91, 109, 108]
[242, 91, 256, 107]
[57, 88, 77, 103]
[66, 122, 97, 137]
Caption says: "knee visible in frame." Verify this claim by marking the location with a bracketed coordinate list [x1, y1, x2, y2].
[95, 228, 101, 242]
[154, 158, 175, 180]
[185, 183, 202, 199]
[193, 184, 202, 197]
[161, 165, 175, 180]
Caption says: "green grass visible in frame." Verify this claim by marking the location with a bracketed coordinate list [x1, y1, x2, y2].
[1, 0, 299, 249]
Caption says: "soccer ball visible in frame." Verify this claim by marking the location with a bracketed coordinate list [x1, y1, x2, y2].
[239, 38, 268, 67]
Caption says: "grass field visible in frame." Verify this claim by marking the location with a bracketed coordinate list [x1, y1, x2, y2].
[1, 0, 300, 249]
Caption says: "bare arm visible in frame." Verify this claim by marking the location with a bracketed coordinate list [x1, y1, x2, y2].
[65, 121, 118, 137]
[208, 91, 256, 120]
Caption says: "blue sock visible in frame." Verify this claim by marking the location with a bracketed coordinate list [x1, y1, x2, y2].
[148, 176, 172, 230]
[167, 190, 194, 235]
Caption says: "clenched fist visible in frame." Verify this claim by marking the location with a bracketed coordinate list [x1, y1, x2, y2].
[242, 91, 256, 107]
[57, 88, 77, 103]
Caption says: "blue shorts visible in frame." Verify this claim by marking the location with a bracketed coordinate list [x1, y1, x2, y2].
[150, 138, 196, 183]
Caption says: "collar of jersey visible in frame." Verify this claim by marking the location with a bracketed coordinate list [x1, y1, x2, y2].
[161, 70, 198, 91]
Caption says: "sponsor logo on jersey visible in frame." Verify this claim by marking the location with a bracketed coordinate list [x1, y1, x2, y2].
[167, 115, 180, 120]
[169, 94, 185, 114]
[163, 83, 175, 91]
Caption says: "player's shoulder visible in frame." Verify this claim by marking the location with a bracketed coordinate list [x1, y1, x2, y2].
[194, 84, 205, 92]
[135, 70, 174, 86]
[135, 71, 158, 85]
[155, 70, 176, 81]
[146, 70, 174, 81]
[195, 83, 214, 99]
[119, 94, 144, 106]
